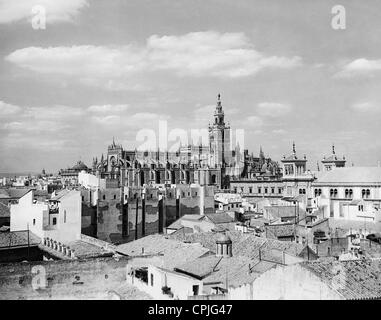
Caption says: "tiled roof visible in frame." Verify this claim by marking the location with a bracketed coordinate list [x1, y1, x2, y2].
[0, 231, 41, 248]
[169, 227, 194, 236]
[314, 167, 381, 184]
[302, 259, 381, 300]
[0, 202, 10, 218]
[264, 206, 306, 219]
[250, 218, 270, 228]
[0, 188, 31, 199]
[175, 254, 223, 279]
[166, 215, 204, 230]
[116, 234, 210, 269]
[360, 239, 381, 259]
[205, 213, 235, 224]
[266, 223, 295, 238]
[175, 254, 277, 289]
[170, 230, 304, 260]
[66, 240, 113, 259]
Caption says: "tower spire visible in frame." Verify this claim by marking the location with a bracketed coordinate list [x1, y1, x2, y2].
[292, 141, 296, 154]
[332, 143, 335, 155]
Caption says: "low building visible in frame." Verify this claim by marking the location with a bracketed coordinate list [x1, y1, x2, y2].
[231, 259, 381, 300]
[10, 189, 82, 244]
[312, 167, 381, 222]
[59, 160, 90, 186]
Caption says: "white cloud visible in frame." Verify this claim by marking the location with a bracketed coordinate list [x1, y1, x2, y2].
[146, 32, 302, 78]
[0, 0, 88, 24]
[336, 58, 381, 78]
[87, 104, 129, 114]
[243, 115, 263, 127]
[0, 100, 22, 115]
[5, 31, 302, 90]
[272, 129, 287, 134]
[24, 105, 84, 119]
[256, 102, 291, 117]
[351, 102, 380, 113]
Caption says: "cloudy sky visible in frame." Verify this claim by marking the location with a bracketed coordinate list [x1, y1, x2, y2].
[0, 0, 380, 173]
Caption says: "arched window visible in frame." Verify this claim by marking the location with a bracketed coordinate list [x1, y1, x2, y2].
[366, 189, 370, 199]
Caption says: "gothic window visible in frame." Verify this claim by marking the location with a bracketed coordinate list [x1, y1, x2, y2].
[330, 189, 337, 198]
[345, 189, 353, 199]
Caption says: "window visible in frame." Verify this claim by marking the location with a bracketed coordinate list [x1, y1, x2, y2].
[33, 219, 36, 226]
[192, 285, 199, 296]
[278, 188, 282, 194]
[358, 205, 364, 212]
[264, 188, 268, 194]
[82, 196, 84, 201]
[150, 274, 154, 286]
[113, 194, 116, 200]
[52, 217, 57, 225]
[258, 187, 262, 194]
[345, 189, 353, 199]
[271, 188, 275, 194]
[249, 187, 253, 194]
[103, 195, 106, 200]
[195, 192, 197, 196]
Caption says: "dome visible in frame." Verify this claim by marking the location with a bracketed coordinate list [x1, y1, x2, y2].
[72, 161, 88, 171]
[216, 232, 232, 244]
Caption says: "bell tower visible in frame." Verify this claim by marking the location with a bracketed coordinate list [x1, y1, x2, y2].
[208, 94, 231, 167]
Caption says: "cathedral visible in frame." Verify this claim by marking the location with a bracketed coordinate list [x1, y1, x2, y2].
[91, 95, 245, 189]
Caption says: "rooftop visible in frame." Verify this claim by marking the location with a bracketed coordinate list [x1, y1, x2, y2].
[264, 206, 307, 220]
[170, 230, 305, 260]
[67, 240, 113, 259]
[0, 188, 31, 199]
[0, 202, 10, 218]
[116, 234, 210, 269]
[314, 167, 381, 184]
[0, 231, 41, 249]
[205, 212, 235, 224]
[302, 259, 381, 300]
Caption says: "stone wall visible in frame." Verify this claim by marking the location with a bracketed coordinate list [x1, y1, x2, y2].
[0, 256, 147, 300]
